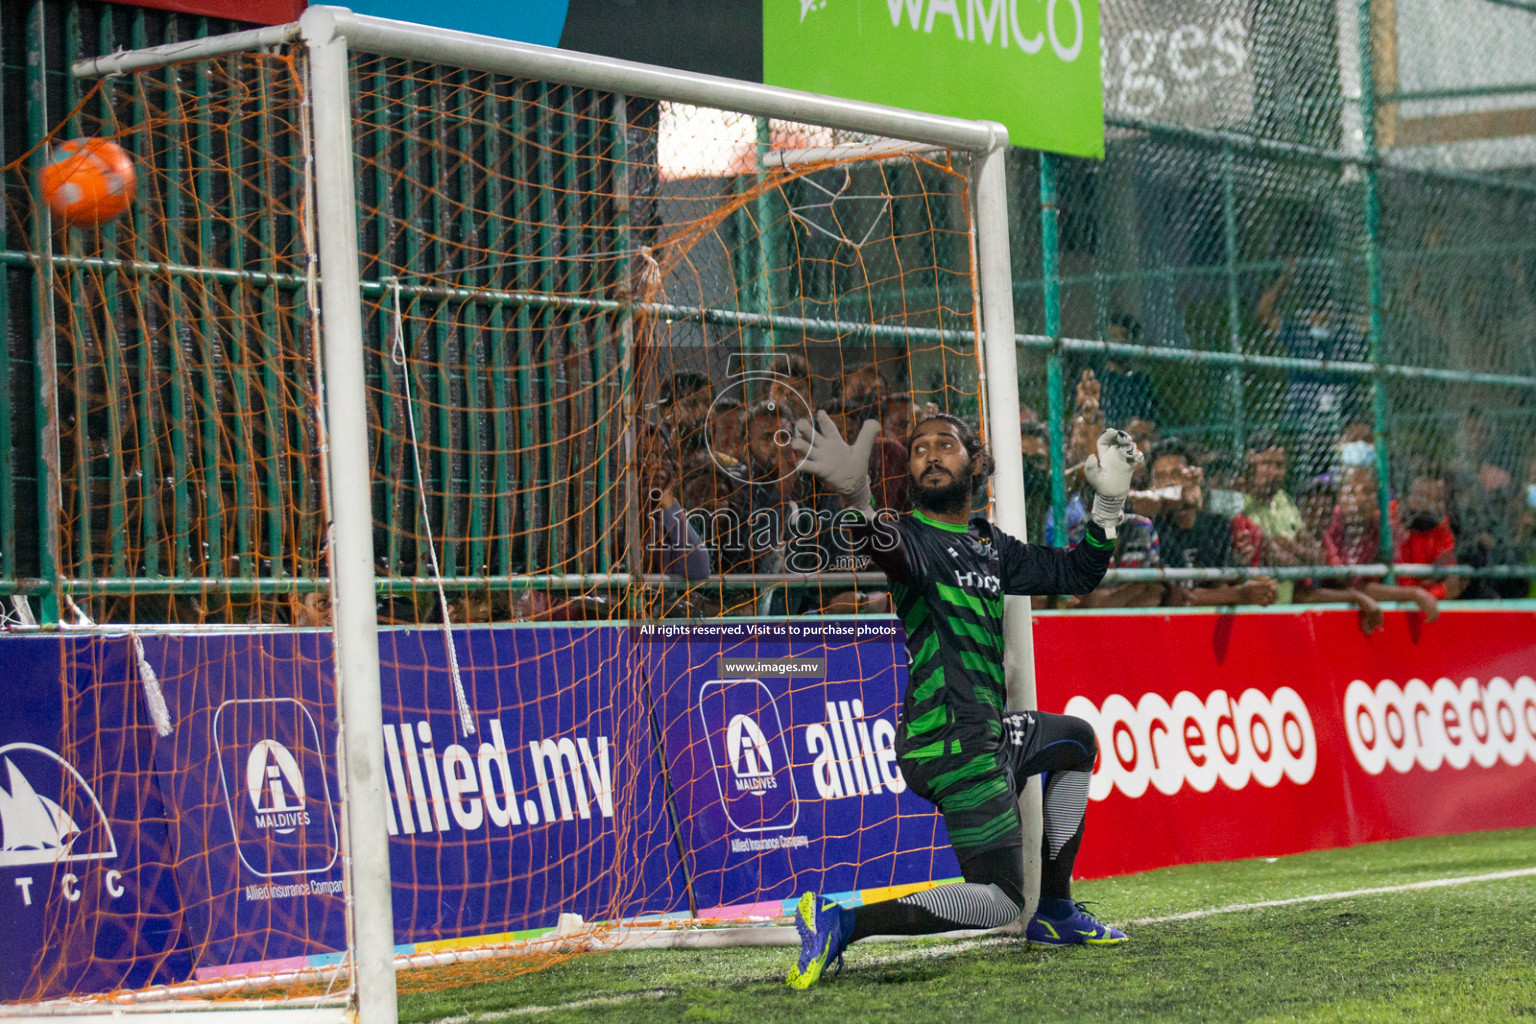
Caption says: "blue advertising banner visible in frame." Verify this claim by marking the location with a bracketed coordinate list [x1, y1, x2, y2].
[376, 626, 687, 943]
[139, 632, 351, 976]
[140, 626, 687, 970]
[0, 636, 186, 1001]
[643, 621, 957, 917]
[1, 622, 953, 989]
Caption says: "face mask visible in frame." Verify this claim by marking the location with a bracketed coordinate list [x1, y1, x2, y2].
[1406, 510, 1440, 532]
[1339, 441, 1375, 467]
[1207, 489, 1245, 518]
[1526, 483, 1536, 510]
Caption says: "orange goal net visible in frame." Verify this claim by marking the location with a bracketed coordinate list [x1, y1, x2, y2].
[0, 14, 1018, 1009]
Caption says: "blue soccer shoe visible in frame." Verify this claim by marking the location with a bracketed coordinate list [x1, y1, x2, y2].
[1025, 900, 1128, 946]
[785, 891, 850, 989]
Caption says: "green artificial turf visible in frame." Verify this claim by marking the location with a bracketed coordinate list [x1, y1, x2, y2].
[397, 827, 1536, 1024]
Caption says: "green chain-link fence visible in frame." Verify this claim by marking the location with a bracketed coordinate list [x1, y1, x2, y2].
[4, 0, 1535, 621]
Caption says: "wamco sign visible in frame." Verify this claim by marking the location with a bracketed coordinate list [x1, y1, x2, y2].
[765, 0, 1105, 158]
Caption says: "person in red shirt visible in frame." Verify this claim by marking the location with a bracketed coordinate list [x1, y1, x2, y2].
[1394, 473, 1465, 600]
[1323, 466, 1456, 618]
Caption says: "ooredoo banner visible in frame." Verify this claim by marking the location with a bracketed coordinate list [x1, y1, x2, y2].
[1039, 608, 1536, 879]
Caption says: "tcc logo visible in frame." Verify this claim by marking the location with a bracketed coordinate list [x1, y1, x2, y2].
[215, 699, 338, 877]
[699, 679, 798, 834]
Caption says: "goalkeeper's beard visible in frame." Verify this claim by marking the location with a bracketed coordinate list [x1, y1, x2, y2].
[912, 464, 975, 515]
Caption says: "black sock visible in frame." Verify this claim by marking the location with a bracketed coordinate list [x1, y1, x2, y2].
[1040, 769, 1090, 901]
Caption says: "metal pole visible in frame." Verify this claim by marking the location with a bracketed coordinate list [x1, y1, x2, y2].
[323, 7, 1004, 152]
[301, 10, 399, 1024]
[615, 95, 643, 621]
[28, 0, 61, 623]
[1040, 152, 1068, 546]
[71, 22, 301, 77]
[975, 135, 1041, 924]
[1356, 0, 1395, 581]
[1222, 145, 1246, 451]
[755, 116, 779, 354]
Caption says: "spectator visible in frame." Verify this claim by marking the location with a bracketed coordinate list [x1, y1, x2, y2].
[1242, 430, 1321, 604]
[1086, 314, 1159, 427]
[511, 590, 614, 622]
[661, 369, 714, 459]
[1125, 426, 1189, 520]
[745, 402, 800, 491]
[1074, 511, 1162, 608]
[739, 402, 805, 575]
[841, 360, 890, 406]
[678, 449, 755, 613]
[640, 431, 712, 583]
[1020, 420, 1051, 464]
[1514, 448, 1536, 598]
[1061, 369, 1106, 495]
[1333, 421, 1376, 475]
[1291, 573, 1386, 636]
[1020, 421, 1051, 545]
[1042, 383, 1157, 606]
[1122, 416, 1160, 493]
[766, 351, 816, 421]
[818, 394, 899, 613]
[883, 393, 915, 443]
[681, 449, 747, 556]
[1448, 411, 1523, 598]
[1322, 466, 1440, 620]
[1394, 470, 1464, 601]
[1149, 440, 1277, 607]
[1047, 482, 1161, 608]
[707, 397, 749, 473]
[1204, 452, 1264, 569]
[1123, 416, 1159, 458]
[1256, 259, 1369, 475]
[1258, 425, 1384, 633]
[1296, 475, 1338, 546]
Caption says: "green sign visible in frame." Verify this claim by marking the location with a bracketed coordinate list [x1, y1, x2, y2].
[763, 0, 1104, 158]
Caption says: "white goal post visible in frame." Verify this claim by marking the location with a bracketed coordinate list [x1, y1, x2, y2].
[52, 9, 1036, 1022]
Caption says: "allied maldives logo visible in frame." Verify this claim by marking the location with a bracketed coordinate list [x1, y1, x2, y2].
[214, 699, 339, 877]
[726, 714, 777, 794]
[698, 679, 798, 833]
[246, 740, 310, 835]
[0, 743, 117, 868]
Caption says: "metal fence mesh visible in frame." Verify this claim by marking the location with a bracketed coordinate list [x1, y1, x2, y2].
[3, 0, 1536, 620]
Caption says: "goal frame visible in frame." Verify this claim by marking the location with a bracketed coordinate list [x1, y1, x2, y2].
[59, 9, 1033, 1022]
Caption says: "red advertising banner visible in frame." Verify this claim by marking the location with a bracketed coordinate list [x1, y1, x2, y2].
[128, 0, 304, 27]
[1034, 607, 1536, 879]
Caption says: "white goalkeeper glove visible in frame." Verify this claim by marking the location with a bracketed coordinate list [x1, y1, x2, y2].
[1084, 428, 1144, 539]
[791, 411, 881, 517]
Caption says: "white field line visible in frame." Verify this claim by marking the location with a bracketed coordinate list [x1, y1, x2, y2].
[427, 990, 671, 1023]
[427, 866, 1536, 1024]
[1124, 866, 1536, 925]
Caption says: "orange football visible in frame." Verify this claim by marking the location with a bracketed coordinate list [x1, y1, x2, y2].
[39, 137, 137, 228]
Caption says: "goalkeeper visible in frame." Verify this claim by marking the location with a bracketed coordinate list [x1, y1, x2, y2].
[785, 411, 1139, 989]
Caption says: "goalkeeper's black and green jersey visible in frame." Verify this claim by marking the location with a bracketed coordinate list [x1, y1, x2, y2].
[856, 508, 1114, 759]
